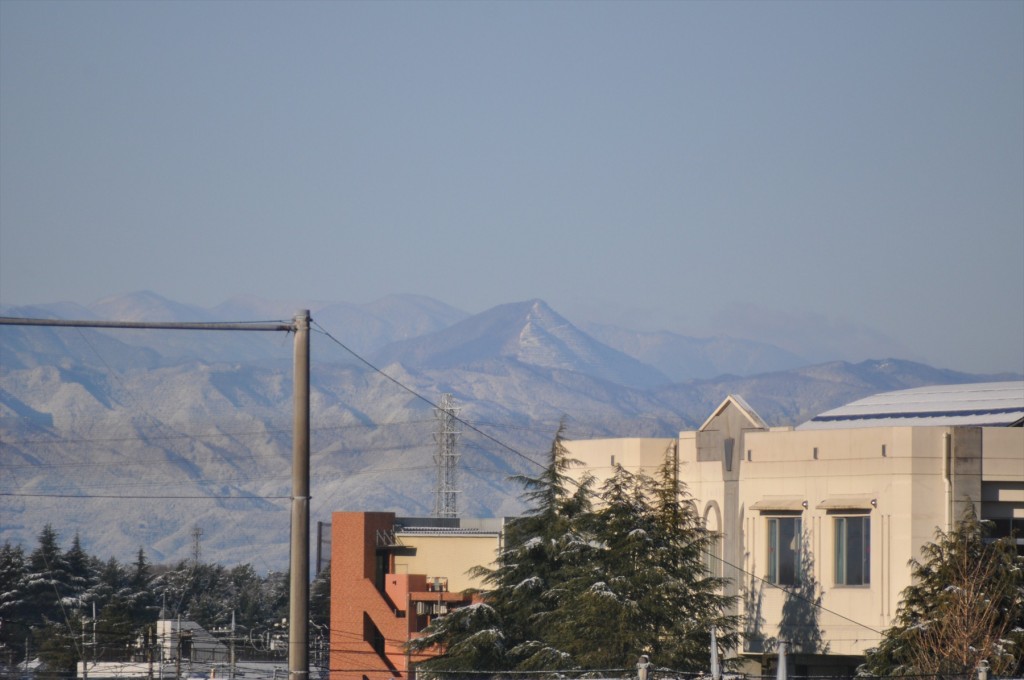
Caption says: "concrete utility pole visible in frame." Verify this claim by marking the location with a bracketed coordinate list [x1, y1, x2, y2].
[289, 310, 310, 680]
[0, 313, 311, 680]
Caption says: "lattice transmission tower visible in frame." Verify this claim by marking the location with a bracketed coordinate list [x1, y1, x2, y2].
[433, 393, 461, 518]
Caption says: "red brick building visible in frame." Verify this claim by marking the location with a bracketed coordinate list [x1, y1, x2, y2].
[329, 512, 502, 680]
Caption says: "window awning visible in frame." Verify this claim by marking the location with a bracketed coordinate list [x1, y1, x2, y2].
[816, 496, 875, 510]
[749, 497, 805, 511]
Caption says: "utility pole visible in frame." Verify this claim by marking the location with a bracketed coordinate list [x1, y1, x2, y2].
[288, 310, 310, 680]
[432, 393, 460, 518]
[175, 616, 181, 680]
[82, 615, 88, 680]
[230, 610, 236, 680]
[0, 313, 310, 680]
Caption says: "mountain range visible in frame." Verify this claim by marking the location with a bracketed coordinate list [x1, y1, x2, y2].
[1, 292, 1017, 571]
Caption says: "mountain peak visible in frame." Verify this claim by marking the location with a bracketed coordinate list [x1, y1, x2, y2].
[373, 299, 671, 388]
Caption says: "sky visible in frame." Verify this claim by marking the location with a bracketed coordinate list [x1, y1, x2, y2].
[1, 0, 1021, 374]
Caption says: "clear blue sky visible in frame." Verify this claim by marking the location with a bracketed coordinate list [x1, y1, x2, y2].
[1, 0, 1021, 374]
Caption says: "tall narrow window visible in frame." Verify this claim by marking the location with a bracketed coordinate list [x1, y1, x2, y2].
[835, 515, 870, 585]
[767, 516, 802, 585]
[705, 532, 723, 578]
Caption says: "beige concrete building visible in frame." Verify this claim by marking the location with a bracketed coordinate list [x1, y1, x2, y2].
[565, 382, 1024, 674]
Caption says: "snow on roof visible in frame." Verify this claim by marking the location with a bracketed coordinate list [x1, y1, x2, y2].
[796, 381, 1024, 430]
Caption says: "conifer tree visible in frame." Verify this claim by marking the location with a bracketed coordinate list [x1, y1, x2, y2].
[309, 564, 331, 628]
[862, 506, 1024, 675]
[64, 533, 94, 605]
[545, 461, 737, 670]
[542, 464, 655, 667]
[26, 524, 72, 625]
[646, 452, 738, 667]
[0, 542, 29, 664]
[410, 424, 592, 671]
[129, 548, 155, 626]
[488, 423, 593, 666]
[411, 430, 738, 672]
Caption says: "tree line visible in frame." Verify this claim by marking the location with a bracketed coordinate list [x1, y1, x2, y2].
[0, 525, 330, 679]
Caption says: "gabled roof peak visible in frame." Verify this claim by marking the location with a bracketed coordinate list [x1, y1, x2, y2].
[699, 394, 768, 432]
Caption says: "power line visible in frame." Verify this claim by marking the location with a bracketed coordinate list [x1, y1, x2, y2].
[312, 322, 547, 472]
[0, 492, 290, 499]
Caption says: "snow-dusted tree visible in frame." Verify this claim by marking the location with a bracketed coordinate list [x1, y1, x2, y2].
[25, 524, 73, 626]
[0, 542, 30, 664]
[646, 453, 738, 667]
[409, 601, 510, 671]
[545, 461, 737, 670]
[541, 464, 652, 667]
[411, 430, 737, 672]
[128, 548, 156, 625]
[862, 506, 1024, 676]
[88, 557, 139, 656]
[63, 533, 94, 606]
[409, 425, 593, 671]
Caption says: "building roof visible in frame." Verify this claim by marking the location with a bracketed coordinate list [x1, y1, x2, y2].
[797, 381, 1024, 430]
[699, 394, 769, 432]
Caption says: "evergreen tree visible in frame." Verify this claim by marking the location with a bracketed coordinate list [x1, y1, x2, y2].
[261, 569, 290, 626]
[26, 524, 72, 625]
[128, 548, 155, 626]
[64, 533, 94, 606]
[0, 542, 29, 665]
[226, 563, 267, 629]
[411, 429, 737, 672]
[546, 463, 737, 670]
[309, 564, 331, 628]
[543, 465, 654, 668]
[34, 618, 80, 680]
[646, 453, 739, 667]
[411, 425, 592, 670]
[862, 506, 1024, 676]
[89, 557, 137, 657]
[309, 564, 332, 669]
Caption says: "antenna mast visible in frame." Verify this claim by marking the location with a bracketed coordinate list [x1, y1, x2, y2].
[433, 393, 461, 518]
[191, 524, 203, 564]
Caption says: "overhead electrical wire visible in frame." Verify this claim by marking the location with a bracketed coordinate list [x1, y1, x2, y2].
[312, 322, 547, 472]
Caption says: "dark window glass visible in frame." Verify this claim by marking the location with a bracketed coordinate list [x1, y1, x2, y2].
[835, 516, 870, 585]
[768, 517, 802, 585]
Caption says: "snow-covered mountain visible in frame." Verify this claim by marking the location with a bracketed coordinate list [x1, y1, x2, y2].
[372, 300, 671, 388]
[1, 292, 1016, 570]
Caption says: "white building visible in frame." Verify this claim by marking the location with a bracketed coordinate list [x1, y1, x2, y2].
[565, 381, 1024, 675]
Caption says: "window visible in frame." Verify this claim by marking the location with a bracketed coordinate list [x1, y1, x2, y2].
[835, 515, 870, 585]
[767, 516, 802, 585]
[705, 532, 723, 578]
